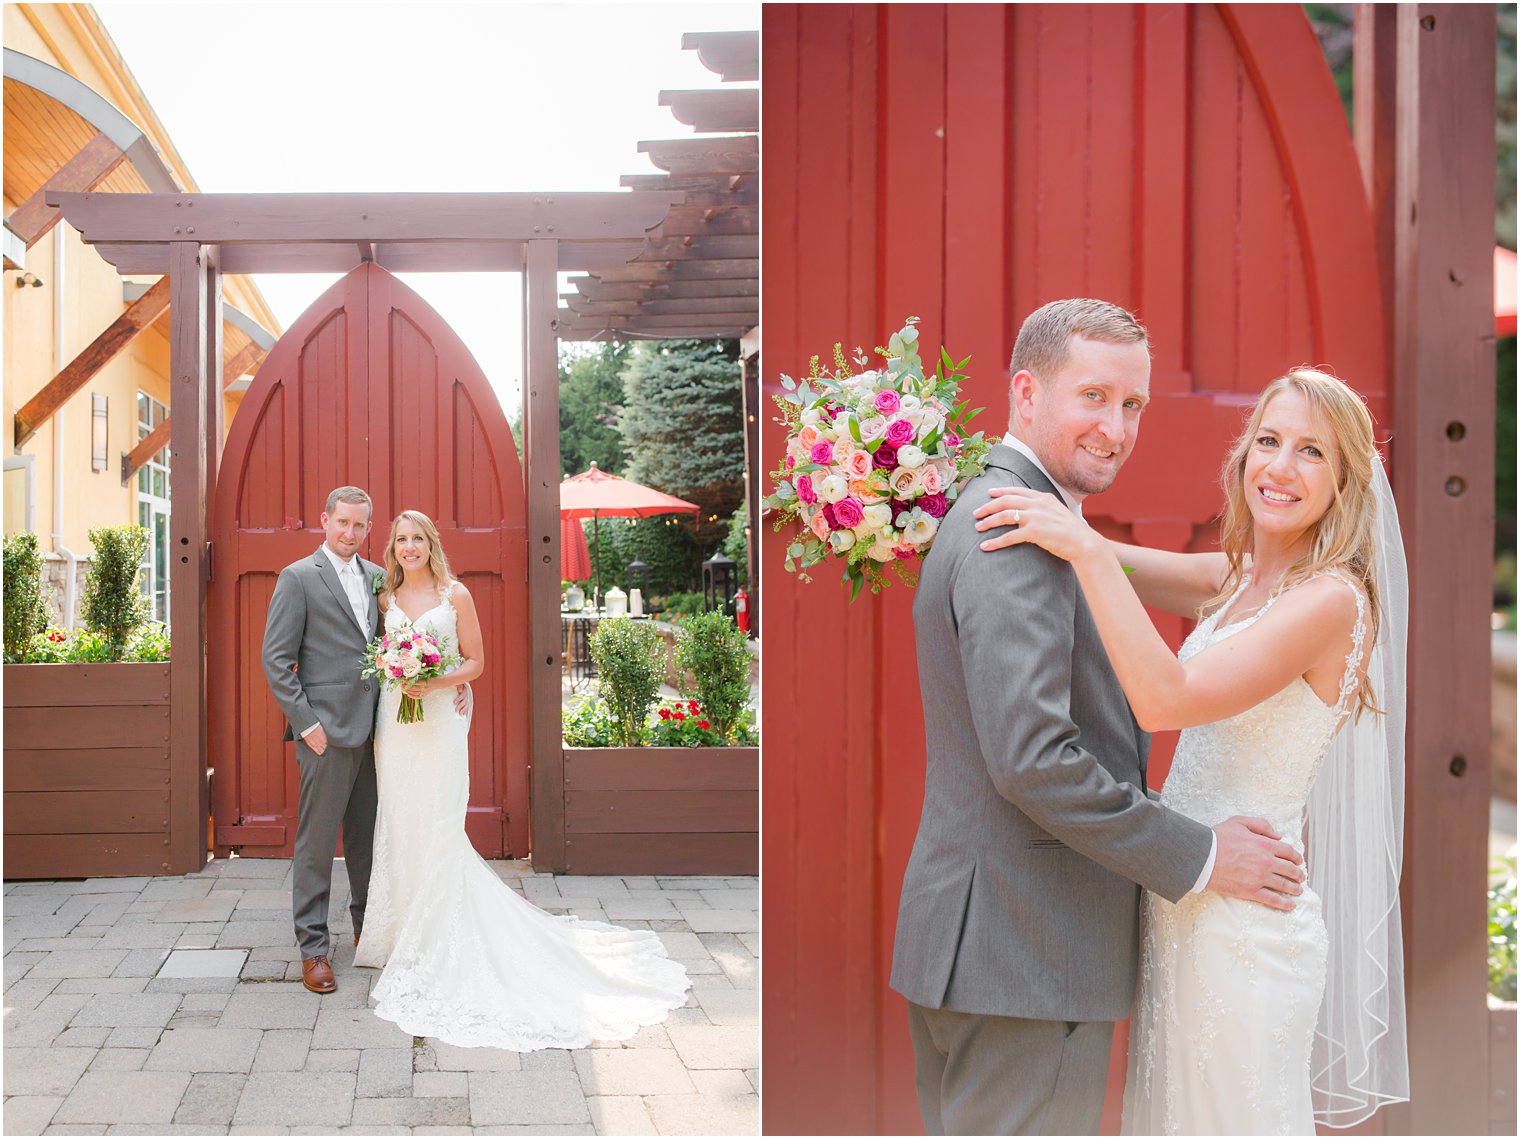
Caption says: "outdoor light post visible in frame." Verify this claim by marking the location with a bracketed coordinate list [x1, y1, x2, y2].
[626, 557, 649, 597]
[702, 549, 736, 617]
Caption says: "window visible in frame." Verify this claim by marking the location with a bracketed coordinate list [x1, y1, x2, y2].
[136, 392, 170, 625]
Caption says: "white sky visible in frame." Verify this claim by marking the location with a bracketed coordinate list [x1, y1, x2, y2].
[93, 2, 758, 414]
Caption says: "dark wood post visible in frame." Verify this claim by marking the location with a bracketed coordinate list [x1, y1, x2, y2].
[168, 240, 212, 874]
[739, 331, 760, 637]
[524, 239, 566, 871]
[1378, 5, 1497, 1133]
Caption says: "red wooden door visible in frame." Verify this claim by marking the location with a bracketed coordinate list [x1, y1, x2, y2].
[209, 263, 529, 861]
[762, 5, 1386, 1134]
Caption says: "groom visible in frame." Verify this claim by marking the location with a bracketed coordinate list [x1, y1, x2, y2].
[262, 486, 384, 994]
[890, 299, 1307, 1134]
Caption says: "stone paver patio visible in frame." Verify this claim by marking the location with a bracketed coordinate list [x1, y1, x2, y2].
[3, 859, 758, 1135]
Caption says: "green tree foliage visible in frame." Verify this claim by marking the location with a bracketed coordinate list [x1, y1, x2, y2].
[673, 612, 751, 742]
[588, 617, 664, 747]
[3, 532, 50, 662]
[559, 342, 631, 479]
[1498, 5, 1516, 249]
[585, 515, 702, 596]
[80, 525, 151, 660]
[722, 503, 750, 587]
[618, 340, 746, 559]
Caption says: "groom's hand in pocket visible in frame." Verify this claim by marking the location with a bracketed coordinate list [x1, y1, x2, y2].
[453, 683, 472, 720]
[1208, 816, 1306, 911]
[304, 724, 329, 757]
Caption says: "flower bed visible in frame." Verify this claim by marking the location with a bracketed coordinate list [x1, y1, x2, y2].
[4, 662, 174, 878]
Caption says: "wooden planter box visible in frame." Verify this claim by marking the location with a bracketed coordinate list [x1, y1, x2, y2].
[560, 746, 758, 876]
[4, 663, 173, 879]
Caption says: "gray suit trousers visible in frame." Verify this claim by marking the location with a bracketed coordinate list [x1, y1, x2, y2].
[292, 737, 378, 959]
[907, 1003, 1113, 1136]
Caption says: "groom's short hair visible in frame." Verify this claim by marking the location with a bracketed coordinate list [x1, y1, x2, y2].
[325, 486, 372, 516]
[1009, 298, 1149, 382]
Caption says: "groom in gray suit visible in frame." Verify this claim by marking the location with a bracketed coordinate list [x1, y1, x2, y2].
[890, 299, 1306, 1134]
[263, 486, 383, 994]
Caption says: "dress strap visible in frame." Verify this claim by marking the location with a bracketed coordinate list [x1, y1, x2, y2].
[1310, 571, 1368, 718]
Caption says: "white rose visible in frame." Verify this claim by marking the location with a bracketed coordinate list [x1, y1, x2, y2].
[861, 503, 892, 530]
[858, 415, 887, 442]
[899, 393, 922, 413]
[801, 408, 823, 426]
[828, 530, 856, 554]
[897, 444, 926, 469]
[867, 539, 897, 562]
[901, 408, 926, 429]
[819, 474, 849, 504]
[903, 513, 940, 545]
[919, 408, 945, 436]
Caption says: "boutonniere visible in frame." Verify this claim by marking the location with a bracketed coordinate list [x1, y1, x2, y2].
[370, 570, 386, 595]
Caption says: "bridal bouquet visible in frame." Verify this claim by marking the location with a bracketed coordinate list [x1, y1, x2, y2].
[361, 626, 459, 724]
[764, 317, 990, 600]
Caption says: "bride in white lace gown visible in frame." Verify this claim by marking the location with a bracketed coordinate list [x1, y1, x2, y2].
[353, 510, 691, 1050]
[976, 369, 1407, 1133]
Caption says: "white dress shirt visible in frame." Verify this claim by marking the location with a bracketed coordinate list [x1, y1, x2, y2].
[997, 433, 1217, 893]
[302, 544, 372, 741]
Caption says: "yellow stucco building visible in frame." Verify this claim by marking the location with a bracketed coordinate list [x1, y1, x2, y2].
[3, 3, 280, 624]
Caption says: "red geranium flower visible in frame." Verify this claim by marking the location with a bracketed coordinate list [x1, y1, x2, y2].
[697, 720, 711, 731]
[688, 701, 699, 713]
[674, 711, 686, 721]
[658, 708, 671, 720]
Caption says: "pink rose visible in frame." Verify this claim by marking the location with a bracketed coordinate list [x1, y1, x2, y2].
[944, 430, 961, 449]
[919, 463, 945, 494]
[920, 492, 948, 518]
[894, 546, 918, 561]
[785, 456, 795, 469]
[810, 441, 834, 465]
[809, 509, 831, 542]
[885, 418, 915, 447]
[844, 450, 872, 480]
[832, 497, 865, 529]
[797, 474, 818, 505]
[874, 390, 902, 415]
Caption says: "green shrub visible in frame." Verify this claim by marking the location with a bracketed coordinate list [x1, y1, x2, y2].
[3, 532, 51, 662]
[588, 617, 664, 748]
[22, 623, 169, 664]
[1492, 851, 1517, 1002]
[562, 697, 622, 747]
[655, 590, 708, 621]
[673, 612, 750, 742]
[80, 525, 151, 660]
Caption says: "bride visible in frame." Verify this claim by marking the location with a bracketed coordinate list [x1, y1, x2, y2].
[974, 369, 1408, 1133]
[353, 509, 691, 1049]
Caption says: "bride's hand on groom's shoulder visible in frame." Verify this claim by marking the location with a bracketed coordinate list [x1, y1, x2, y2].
[1208, 816, 1306, 912]
[972, 487, 1101, 564]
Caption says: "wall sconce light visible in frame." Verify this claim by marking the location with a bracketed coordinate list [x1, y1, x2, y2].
[91, 394, 108, 473]
[14, 272, 44, 288]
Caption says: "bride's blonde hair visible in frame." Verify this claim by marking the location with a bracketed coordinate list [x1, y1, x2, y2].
[1208, 368, 1383, 718]
[381, 510, 452, 601]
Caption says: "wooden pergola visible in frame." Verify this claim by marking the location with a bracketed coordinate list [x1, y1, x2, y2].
[44, 187, 682, 875]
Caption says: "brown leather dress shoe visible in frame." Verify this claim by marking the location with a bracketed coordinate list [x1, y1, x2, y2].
[301, 954, 336, 993]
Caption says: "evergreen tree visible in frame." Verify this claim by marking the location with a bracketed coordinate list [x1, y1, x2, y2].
[618, 339, 745, 559]
[559, 342, 630, 478]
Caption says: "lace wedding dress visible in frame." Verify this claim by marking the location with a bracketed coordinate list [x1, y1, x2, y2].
[1122, 573, 1366, 1135]
[353, 586, 691, 1049]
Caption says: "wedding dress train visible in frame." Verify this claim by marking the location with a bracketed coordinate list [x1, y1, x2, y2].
[353, 588, 691, 1050]
[1122, 574, 1366, 1135]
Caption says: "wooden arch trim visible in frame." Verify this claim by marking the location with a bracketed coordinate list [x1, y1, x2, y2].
[1218, 5, 1388, 410]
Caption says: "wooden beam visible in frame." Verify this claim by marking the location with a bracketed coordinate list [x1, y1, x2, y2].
[4, 133, 128, 248]
[120, 338, 265, 485]
[637, 234, 759, 261]
[524, 239, 566, 872]
[681, 30, 759, 82]
[655, 205, 758, 237]
[563, 296, 758, 317]
[620, 173, 759, 203]
[564, 277, 758, 301]
[86, 237, 650, 276]
[46, 191, 682, 245]
[638, 137, 758, 176]
[659, 88, 759, 133]
[585, 259, 756, 283]
[168, 241, 212, 875]
[120, 419, 169, 486]
[1385, 5, 1496, 1134]
[13, 275, 169, 447]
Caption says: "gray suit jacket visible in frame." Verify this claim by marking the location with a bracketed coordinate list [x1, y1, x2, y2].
[889, 445, 1214, 1021]
[262, 548, 382, 749]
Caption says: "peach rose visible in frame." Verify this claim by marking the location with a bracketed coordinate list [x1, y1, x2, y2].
[889, 466, 922, 498]
[851, 477, 890, 504]
[844, 450, 873, 480]
[919, 463, 945, 494]
[798, 424, 821, 452]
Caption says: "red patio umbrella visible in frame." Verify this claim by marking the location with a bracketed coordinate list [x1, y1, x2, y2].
[560, 515, 591, 584]
[559, 462, 700, 603]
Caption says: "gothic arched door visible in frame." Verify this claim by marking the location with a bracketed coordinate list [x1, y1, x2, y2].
[209, 263, 530, 861]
